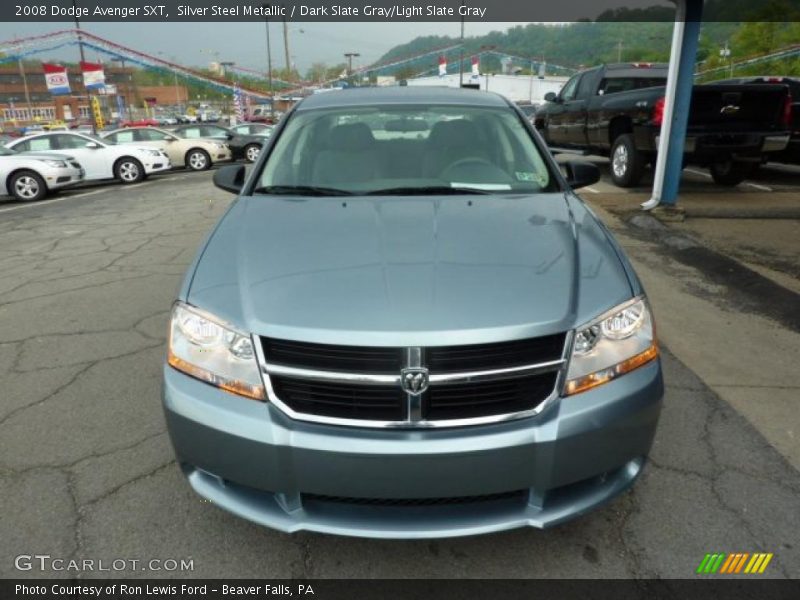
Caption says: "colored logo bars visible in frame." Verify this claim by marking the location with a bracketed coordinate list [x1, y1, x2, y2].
[697, 552, 774, 575]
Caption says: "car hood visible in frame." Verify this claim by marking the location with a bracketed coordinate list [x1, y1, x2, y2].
[186, 194, 635, 346]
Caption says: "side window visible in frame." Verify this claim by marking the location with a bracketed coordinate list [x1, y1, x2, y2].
[104, 133, 119, 143]
[113, 130, 136, 143]
[599, 78, 635, 95]
[560, 75, 582, 102]
[137, 129, 168, 141]
[181, 127, 202, 138]
[201, 126, 227, 139]
[53, 134, 87, 149]
[577, 71, 598, 99]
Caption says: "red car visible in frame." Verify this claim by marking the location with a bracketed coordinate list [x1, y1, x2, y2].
[121, 118, 159, 127]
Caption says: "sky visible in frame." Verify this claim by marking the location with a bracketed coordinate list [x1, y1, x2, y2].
[0, 21, 525, 74]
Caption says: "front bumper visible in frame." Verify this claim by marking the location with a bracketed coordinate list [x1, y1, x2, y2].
[163, 359, 663, 538]
[143, 156, 173, 174]
[45, 168, 84, 190]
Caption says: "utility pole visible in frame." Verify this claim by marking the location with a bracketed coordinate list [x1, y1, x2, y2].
[263, 3, 274, 121]
[344, 53, 360, 85]
[282, 12, 291, 77]
[72, 0, 95, 133]
[459, 1, 465, 86]
[18, 58, 33, 122]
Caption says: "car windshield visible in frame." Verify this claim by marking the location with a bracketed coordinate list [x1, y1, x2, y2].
[0, 146, 16, 156]
[255, 104, 557, 196]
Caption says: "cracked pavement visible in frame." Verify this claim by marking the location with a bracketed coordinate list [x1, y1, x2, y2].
[1, 172, 798, 579]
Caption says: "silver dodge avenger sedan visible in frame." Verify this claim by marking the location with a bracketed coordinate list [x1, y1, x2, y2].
[163, 87, 663, 538]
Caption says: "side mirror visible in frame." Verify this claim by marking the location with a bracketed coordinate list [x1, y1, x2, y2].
[564, 160, 600, 190]
[85, 141, 99, 149]
[226, 133, 234, 140]
[213, 164, 246, 194]
[544, 92, 558, 103]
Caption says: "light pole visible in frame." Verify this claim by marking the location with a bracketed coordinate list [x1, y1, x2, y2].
[110, 56, 134, 121]
[158, 52, 182, 114]
[17, 58, 33, 122]
[459, 1, 465, 86]
[263, 3, 274, 121]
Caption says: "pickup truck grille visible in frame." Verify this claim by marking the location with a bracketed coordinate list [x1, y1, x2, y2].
[259, 334, 568, 428]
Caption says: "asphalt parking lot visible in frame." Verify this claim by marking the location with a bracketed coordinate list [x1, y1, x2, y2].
[1, 167, 799, 579]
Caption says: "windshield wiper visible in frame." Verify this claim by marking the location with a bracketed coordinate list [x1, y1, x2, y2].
[253, 185, 354, 197]
[366, 186, 492, 196]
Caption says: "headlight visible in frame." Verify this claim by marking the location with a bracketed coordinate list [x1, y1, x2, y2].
[564, 297, 658, 396]
[40, 159, 67, 168]
[167, 302, 266, 401]
[145, 149, 161, 157]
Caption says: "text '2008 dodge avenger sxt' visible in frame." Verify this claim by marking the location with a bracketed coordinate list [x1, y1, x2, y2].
[163, 87, 663, 538]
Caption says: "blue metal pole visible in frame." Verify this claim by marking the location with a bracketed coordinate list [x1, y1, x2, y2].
[660, 0, 703, 206]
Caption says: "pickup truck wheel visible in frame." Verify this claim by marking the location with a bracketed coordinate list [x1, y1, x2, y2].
[10, 170, 47, 202]
[610, 134, 645, 188]
[709, 159, 753, 186]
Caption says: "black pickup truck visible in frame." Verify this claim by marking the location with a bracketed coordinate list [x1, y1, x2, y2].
[713, 76, 800, 167]
[535, 63, 792, 187]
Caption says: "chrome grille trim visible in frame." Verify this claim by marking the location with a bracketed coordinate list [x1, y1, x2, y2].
[254, 331, 573, 429]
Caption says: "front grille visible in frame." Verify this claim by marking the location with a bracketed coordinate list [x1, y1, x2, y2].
[261, 334, 567, 426]
[263, 338, 403, 373]
[425, 372, 559, 421]
[427, 334, 565, 372]
[303, 490, 527, 507]
[271, 376, 405, 421]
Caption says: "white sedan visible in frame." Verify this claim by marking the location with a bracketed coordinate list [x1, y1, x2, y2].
[0, 145, 84, 201]
[5, 132, 170, 184]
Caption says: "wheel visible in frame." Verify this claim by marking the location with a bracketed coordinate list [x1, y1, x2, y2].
[609, 134, 645, 188]
[186, 149, 211, 171]
[114, 158, 144, 184]
[244, 143, 261, 163]
[9, 170, 47, 202]
[709, 159, 753, 186]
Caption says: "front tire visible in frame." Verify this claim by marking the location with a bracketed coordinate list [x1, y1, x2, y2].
[114, 158, 145, 184]
[244, 143, 261, 163]
[709, 159, 753, 186]
[9, 170, 47, 202]
[186, 149, 211, 171]
[610, 133, 645, 188]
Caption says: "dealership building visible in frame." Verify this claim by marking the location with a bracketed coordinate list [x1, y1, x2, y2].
[0, 62, 188, 126]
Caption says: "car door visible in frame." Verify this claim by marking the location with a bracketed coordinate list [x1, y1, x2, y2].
[137, 129, 183, 166]
[52, 134, 109, 180]
[546, 73, 581, 146]
[565, 69, 600, 146]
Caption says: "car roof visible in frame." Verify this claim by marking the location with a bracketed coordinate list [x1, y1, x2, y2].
[296, 87, 510, 111]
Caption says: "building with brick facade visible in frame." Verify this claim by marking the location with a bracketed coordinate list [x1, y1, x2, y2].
[0, 62, 188, 128]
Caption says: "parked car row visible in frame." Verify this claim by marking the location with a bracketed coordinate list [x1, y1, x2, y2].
[0, 122, 274, 202]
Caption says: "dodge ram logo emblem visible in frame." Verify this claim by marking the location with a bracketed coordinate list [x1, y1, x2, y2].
[401, 368, 429, 396]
